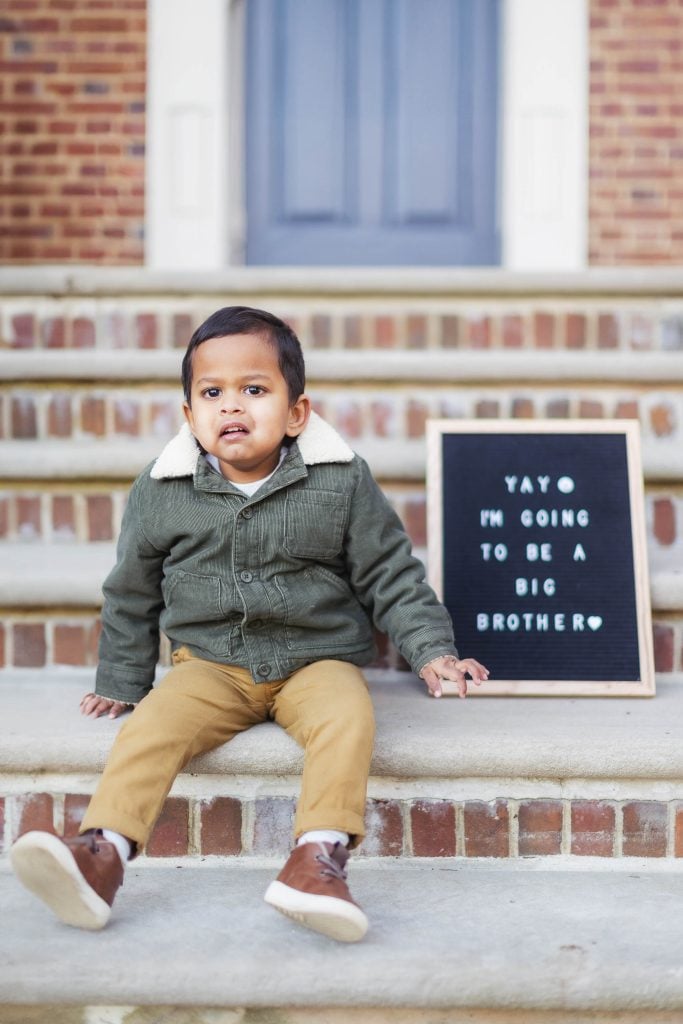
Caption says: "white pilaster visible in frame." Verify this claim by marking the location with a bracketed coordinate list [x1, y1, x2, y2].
[502, 0, 588, 270]
[146, 0, 241, 269]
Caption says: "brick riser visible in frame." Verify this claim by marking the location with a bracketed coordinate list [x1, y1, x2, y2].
[4, 303, 683, 351]
[2, 488, 682, 560]
[1, 613, 682, 675]
[4, 791, 683, 861]
[2, 385, 681, 448]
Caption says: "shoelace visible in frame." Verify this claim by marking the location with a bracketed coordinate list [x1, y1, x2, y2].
[315, 845, 348, 882]
[75, 829, 105, 854]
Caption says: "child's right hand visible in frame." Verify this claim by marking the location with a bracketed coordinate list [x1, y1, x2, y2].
[80, 692, 132, 719]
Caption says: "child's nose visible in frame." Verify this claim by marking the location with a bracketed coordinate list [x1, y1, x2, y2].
[220, 392, 244, 414]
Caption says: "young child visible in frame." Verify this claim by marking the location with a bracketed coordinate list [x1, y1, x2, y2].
[11, 305, 488, 943]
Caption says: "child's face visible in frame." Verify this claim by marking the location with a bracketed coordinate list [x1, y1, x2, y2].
[183, 332, 310, 483]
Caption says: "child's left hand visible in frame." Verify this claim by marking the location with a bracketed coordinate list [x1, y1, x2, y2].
[419, 655, 489, 699]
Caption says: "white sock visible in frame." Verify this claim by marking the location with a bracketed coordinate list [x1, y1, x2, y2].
[297, 829, 349, 848]
[101, 829, 131, 866]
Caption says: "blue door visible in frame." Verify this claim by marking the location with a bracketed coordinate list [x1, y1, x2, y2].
[246, 0, 500, 266]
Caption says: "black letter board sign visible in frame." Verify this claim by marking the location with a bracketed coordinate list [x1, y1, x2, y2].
[427, 420, 654, 696]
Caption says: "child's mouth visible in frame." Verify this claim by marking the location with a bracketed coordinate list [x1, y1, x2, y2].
[220, 424, 248, 437]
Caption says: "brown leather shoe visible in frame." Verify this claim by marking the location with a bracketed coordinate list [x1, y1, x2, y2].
[10, 830, 123, 930]
[264, 841, 368, 942]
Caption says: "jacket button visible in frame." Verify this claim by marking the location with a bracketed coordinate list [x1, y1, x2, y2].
[240, 570, 253, 583]
[250, 619, 263, 630]
[241, 508, 253, 519]
[257, 663, 271, 677]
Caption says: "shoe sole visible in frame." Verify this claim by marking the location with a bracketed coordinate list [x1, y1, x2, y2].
[10, 831, 112, 930]
[263, 879, 368, 942]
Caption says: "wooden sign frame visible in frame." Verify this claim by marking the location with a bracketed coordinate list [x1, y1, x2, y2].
[427, 419, 655, 697]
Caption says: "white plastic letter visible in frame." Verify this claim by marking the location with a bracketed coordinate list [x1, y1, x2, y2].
[481, 509, 504, 527]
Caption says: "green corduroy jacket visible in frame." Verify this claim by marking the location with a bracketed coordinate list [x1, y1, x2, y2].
[95, 412, 458, 703]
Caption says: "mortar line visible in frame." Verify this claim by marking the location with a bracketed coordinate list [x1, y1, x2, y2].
[561, 799, 572, 856]
[615, 800, 624, 857]
[508, 798, 519, 858]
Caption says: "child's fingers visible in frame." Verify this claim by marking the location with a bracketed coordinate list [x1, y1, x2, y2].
[424, 665, 468, 699]
[80, 692, 103, 716]
[420, 665, 444, 699]
[455, 658, 490, 685]
[80, 692, 128, 718]
[107, 701, 130, 719]
[436, 669, 468, 698]
[420, 656, 489, 699]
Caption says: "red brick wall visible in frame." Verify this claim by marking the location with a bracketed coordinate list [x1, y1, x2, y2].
[0, 0, 146, 263]
[589, 0, 683, 264]
[2, 1, 683, 267]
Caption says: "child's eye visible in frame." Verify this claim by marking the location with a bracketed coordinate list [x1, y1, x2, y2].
[244, 385, 265, 396]
[202, 387, 221, 399]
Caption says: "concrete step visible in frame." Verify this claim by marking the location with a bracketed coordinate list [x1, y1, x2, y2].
[0, 435, 434, 482]
[3, 262, 683, 295]
[5, 345, 683, 383]
[2, 856, 683, 1016]
[4, 669, 683, 779]
[3, 670, 683, 862]
[1, 541, 682, 610]
[3, 435, 683, 484]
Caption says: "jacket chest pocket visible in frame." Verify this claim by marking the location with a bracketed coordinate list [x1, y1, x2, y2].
[284, 491, 349, 559]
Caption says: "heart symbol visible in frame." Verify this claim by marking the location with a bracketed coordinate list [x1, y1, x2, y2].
[587, 616, 602, 631]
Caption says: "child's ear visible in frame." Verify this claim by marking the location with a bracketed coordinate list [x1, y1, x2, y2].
[286, 394, 311, 438]
[182, 401, 195, 432]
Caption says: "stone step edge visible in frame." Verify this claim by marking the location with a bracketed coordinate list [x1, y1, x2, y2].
[0, 542, 681, 610]
[5, 348, 683, 383]
[3, 858, 683, 1012]
[1, 436, 682, 482]
[3, 263, 683, 295]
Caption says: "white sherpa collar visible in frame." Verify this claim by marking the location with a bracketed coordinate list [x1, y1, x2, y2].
[150, 410, 355, 480]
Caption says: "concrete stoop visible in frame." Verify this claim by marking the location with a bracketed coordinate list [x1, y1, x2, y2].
[4, 540, 683, 614]
[1, 857, 683, 1019]
[3, 671, 683, 1019]
[3, 670, 683, 862]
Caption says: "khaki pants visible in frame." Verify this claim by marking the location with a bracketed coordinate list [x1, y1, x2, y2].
[81, 648, 375, 851]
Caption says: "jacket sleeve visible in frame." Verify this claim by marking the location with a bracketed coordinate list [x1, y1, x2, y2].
[95, 474, 167, 704]
[344, 456, 459, 675]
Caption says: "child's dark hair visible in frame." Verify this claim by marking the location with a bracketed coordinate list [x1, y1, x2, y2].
[182, 306, 306, 406]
